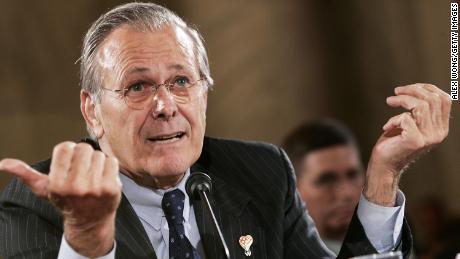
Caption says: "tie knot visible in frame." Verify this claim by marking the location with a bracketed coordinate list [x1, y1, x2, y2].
[162, 189, 185, 225]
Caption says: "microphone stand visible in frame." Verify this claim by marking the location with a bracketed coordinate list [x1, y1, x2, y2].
[187, 172, 230, 259]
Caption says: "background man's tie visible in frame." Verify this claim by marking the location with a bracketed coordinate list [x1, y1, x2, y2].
[162, 189, 201, 259]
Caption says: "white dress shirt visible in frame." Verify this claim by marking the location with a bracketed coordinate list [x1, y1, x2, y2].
[119, 170, 205, 259]
[58, 172, 406, 259]
[322, 191, 405, 255]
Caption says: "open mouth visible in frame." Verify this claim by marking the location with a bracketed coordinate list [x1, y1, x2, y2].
[148, 132, 186, 143]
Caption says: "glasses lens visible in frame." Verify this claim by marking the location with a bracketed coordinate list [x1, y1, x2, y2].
[123, 85, 150, 109]
[124, 79, 205, 109]
[163, 79, 202, 104]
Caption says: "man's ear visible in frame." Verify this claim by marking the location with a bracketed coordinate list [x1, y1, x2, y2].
[80, 90, 104, 138]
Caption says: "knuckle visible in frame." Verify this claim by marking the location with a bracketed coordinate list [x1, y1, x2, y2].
[431, 92, 440, 99]
[419, 100, 429, 109]
[431, 93, 441, 105]
[74, 143, 94, 155]
[424, 92, 435, 101]
[434, 88, 451, 103]
[424, 83, 435, 89]
[53, 141, 76, 157]
[108, 156, 119, 165]
[106, 157, 119, 170]
[426, 93, 440, 106]
[69, 181, 89, 195]
[92, 151, 106, 162]
[437, 90, 450, 102]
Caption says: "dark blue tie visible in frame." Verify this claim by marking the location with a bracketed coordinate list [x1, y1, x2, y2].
[162, 189, 201, 259]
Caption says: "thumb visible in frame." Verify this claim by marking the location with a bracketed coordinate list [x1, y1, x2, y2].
[0, 158, 48, 197]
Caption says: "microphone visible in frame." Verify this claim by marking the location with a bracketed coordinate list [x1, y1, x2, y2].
[186, 172, 230, 259]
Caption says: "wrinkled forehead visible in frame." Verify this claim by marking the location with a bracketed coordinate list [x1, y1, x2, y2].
[95, 24, 197, 80]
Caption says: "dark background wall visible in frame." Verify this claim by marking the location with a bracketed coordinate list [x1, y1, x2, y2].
[0, 0, 458, 218]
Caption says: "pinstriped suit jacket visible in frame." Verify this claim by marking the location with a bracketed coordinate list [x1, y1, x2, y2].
[0, 136, 412, 258]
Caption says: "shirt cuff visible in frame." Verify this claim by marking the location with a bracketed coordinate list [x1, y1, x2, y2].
[357, 190, 405, 253]
[57, 235, 116, 259]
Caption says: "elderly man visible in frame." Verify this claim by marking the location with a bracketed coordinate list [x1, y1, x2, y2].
[283, 119, 365, 254]
[0, 2, 451, 259]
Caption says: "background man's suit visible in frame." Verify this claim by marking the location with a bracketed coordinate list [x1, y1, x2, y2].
[0, 137, 412, 258]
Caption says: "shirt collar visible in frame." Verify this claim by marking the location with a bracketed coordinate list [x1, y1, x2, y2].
[119, 169, 191, 231]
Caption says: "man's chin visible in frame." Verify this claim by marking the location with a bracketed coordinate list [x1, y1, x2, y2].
[139, 148, 201, 179]
[326, 210, 355, 228]
[152, 168, 187, 178]
[137, 164, 189, 189]
[146, 157, 192, 176]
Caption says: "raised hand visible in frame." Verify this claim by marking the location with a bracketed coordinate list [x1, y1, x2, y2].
[364, 83, 451, 206]
[0, 142, 122, 257]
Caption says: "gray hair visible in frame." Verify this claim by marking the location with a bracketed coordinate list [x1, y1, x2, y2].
[80, 2, 213, 101]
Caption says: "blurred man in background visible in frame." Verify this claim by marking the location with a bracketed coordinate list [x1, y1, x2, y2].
[283, 119, 364, 254]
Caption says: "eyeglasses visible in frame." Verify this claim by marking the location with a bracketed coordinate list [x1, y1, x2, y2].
[101, 77, 205, 110]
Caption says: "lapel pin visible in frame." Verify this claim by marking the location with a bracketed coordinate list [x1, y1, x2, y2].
[239, 235, 253, 256]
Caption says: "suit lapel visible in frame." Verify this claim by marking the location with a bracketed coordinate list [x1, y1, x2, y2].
[115, 194, 157, 259]
[191, 138, 251, 217]
[191, 159, 222, 259]
[191, 153, 253, 258]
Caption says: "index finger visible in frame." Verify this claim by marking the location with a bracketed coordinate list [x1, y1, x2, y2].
[394, 83, 432, 100]
[49, 141, 76, 191]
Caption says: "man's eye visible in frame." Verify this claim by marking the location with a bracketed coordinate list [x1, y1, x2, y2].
[314, 172, 338, 187]
[346, 169, 360, 179]
[127, 83, 145, 93]
[174, 76, 190, 88]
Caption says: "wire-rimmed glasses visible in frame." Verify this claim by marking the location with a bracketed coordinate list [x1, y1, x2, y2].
[101, 77, 205, 109]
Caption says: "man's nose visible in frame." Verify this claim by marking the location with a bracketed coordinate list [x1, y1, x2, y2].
[151, 86, 178, 120]
[336, 180, 359, 200]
